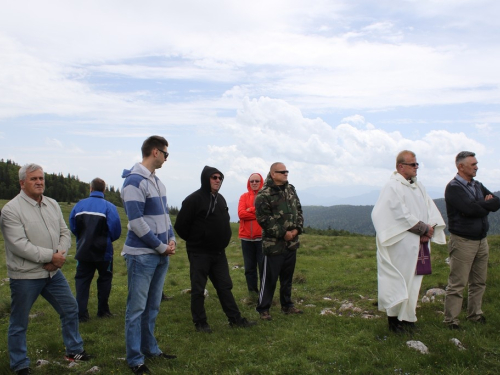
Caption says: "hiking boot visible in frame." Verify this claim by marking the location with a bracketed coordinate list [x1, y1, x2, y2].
[195, 322, 212, 333]
[281, 306, 303, 314]
[130, 364, 151, 374]
[230, 317, 257, 328]
[259, 311, 272, 321]
[469, 315, 486, 324]
[65, 350, 93, 361]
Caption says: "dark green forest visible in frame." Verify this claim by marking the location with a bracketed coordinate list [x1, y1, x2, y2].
[303, 195, 500, 235]
[0, 159, 123, 207]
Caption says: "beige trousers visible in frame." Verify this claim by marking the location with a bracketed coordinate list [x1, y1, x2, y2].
[444, 234, 489, 325]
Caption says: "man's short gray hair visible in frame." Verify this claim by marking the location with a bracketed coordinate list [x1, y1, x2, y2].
[396, 150, 415, 169]
[19, 163, 43, 181]
[455, 151, 476, 167]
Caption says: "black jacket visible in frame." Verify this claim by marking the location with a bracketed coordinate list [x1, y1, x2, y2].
[445, 177, 500, 240]
[174, 166, 232, 252]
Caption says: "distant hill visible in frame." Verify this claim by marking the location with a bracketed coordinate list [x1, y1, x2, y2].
[303, 192, 500, 236]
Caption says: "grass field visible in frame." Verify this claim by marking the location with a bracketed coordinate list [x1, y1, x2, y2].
[0, 199, 499, 374]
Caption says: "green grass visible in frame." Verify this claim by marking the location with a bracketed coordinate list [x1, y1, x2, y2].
[1, 199, 500, 374]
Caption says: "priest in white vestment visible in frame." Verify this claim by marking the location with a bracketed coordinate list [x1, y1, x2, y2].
[372, 150, 446, 332]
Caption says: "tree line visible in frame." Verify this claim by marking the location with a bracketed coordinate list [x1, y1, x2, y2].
[0, 159, 123, 207]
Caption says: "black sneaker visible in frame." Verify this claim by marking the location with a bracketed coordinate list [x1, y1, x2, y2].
[16, 368, 32, 375]
[388, 316, 404, 333]
[130, 364, 151, 374]
[230, 317, 257, 328]
[97, 311, 115, 318]
[65, 350, 93, 361]
[195, 322, 212, 333]
[150, 352, 177, 360]
[161, 293, 173, 302]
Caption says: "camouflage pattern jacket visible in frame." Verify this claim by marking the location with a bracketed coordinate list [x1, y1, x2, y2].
[255, 173, 304, 256]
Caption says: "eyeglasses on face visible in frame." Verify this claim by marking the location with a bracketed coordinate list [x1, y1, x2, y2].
[157, 149, 169, 159]
[211, 175, 223, 181]
[249, 180, 260, 183]
[401, 163, 419, 168]
[274, 170, 289, 174]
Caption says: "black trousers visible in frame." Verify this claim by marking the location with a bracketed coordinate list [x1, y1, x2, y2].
[241, 240, 264, 293]
[256, 250, 297, 313]
[75, 260, 113, 319]
[188, 251, 242, 324]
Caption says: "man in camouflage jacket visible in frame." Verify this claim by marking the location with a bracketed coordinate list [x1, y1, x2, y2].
[255, 162, 304, 321]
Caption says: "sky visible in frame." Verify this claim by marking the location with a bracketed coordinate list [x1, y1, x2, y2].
[1, 0, 500, 217]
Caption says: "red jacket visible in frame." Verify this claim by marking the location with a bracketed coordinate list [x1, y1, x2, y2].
[238, 173, 264, 240]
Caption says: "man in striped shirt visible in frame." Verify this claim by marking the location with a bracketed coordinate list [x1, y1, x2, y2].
[121, 136, 177, 375]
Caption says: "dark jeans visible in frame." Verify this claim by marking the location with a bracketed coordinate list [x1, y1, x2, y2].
[241, 240, 264, 293]
[75, 260, 113, 319]
[188, 251, 242, 324]
[256, 250, 297, 313]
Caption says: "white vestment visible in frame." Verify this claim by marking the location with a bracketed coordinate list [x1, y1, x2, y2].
[372, 172, 446, 322]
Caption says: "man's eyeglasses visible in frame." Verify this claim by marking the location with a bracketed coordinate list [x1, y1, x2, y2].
[157, 149, 169, 159]
[211, 175, 223, 181]
[249, 180, 260, 183]
[274, 170, 289, 174]
[401, 163, 419, 167]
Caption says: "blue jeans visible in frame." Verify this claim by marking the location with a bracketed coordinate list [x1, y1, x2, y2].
[9, 270, 84, 372]
[125, 253, 169, 367]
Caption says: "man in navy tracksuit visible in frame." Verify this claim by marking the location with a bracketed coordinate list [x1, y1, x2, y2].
[70, 178, 121, 322]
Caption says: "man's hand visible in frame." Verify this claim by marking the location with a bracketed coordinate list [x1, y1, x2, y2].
[426, 225, 435, 238]
[51, 251, 66, 268]
[43, 263, 59, 272]
[485, 194, 493, 201]
[161, 240, 177, 256]
[420, 235, 431, 243]
[284, 229, 298, 241]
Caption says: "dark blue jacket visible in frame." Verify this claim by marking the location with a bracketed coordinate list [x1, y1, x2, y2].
[70, 191, 122, 262]
[445, 177, 500, 240]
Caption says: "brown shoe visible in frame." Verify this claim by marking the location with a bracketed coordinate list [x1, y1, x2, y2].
[259, 311, 272, 321]
[281, 306, 303, 314]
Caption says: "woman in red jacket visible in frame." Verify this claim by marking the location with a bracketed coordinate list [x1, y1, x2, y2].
[238, 173, 264, 293]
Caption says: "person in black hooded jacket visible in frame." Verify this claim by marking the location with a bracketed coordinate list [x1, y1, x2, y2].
[174, 166, 256, 333]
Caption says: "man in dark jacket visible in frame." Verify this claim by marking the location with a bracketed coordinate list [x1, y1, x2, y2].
[70, 178, 122, 322]
[443, 151, 500, 329]
[174, 166, 256, 333]
[255, 162, 304, 321]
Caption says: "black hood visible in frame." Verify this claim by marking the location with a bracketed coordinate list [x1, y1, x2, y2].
[200, 165, 224, 193]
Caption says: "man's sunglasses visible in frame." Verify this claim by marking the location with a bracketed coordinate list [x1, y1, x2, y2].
[211, 175, 223, 181]
[274, 170, 289, 174]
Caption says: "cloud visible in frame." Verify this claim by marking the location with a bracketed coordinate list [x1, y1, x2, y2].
[45, 137, 63, 148]
[219, 97, 487, 189]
